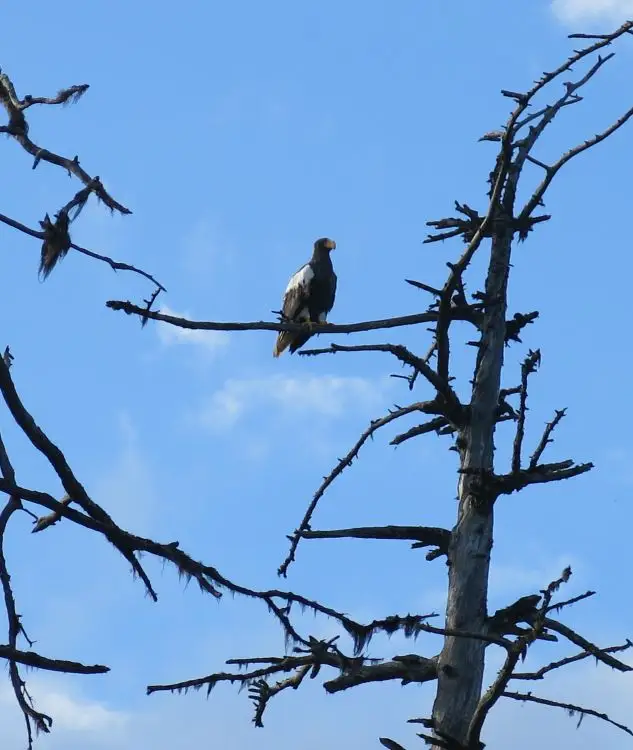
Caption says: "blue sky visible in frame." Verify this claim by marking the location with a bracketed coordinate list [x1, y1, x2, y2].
[1, 1, 633, 748]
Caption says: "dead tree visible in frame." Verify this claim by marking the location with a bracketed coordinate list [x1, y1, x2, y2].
[109, 21, 633, 749]
[2, 20, 633, 750]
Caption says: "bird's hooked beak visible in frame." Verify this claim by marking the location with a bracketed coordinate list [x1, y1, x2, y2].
[325, 239, 336, 250]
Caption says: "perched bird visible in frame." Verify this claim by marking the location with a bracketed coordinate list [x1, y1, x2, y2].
[273, 237, 337, 357]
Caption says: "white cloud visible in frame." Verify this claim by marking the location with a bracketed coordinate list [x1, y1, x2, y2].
[551, 0, 633, 24]
[156, 305, 229, 354]
[0, 679, 128, 736]
[201, 374, 386, 431]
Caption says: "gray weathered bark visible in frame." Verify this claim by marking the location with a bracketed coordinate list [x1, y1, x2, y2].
[431, 224, 512, 747]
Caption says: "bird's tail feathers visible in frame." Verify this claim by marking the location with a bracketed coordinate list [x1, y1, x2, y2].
[273, 332, 293, 358]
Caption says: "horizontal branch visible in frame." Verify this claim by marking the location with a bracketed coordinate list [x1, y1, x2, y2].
[300, 524, 450, 553]
[390, 416, 449, 446]
[0, 644, 108, 674]
[356, 616, 510, 650]
[107, 299, 458, 334]
[495, 460, 593, 494]
[324, 655, 438, 693]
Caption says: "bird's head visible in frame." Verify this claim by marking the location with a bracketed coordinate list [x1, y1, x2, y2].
[314, 237, 336, 253]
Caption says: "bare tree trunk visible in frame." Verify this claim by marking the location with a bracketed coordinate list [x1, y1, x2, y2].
[432, 225, 512, 747]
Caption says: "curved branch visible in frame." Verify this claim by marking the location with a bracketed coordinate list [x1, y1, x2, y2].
[278, 400, 443, 577]
[0, 212, 165, 291]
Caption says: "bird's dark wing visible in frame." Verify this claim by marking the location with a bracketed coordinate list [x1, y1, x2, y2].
[281, 263, 314, 322]
[328, 272, 337, 313]
[273, 262, 315, 357]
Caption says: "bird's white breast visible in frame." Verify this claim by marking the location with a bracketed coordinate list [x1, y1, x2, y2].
[285, 264, 314, 295]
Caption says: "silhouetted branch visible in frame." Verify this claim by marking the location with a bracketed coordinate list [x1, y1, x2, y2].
[326, 655, 438, 693]
[0, 211, 165, 290]
[148, 644, 439, 725]
[543, 618, 633, 673]
[0, 645, 108, 674]
[300, 524, 450, 556]
[0, 69, 129, 214]
[502, 691, 633, 737]
[494, 460, 593, 494]
[0, 427, 53, 748]
[356, 617, 510, 650]
[545, 590, 594, 613]
[379, 738, 409, 750]
[278, 400, 445, 577]
[466, 568, 573, 747]
[529, 409, 567, 469]
[299, 343, 462, 418]
[107, 299, 477, 335]
[390, 416, 449, 446]
[512, 349, 541, 473]
[512, 641, 632, 681]
[519, 102, 633, 221]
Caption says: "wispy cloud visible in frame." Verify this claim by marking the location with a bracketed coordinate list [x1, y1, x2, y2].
[0, 679, 128, 735]
[156, 304, 229, 354]
[551, 0, 633, 24]
[201, 374, 387, 431]
[92, 412, 158, 531]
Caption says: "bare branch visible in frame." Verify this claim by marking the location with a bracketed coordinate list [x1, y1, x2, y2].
[0, 212, 165, 290]
[494, 460, 593, 494]
[502, 691, 633, 737]
[0, 645, 108, 674]
[379, 738, 409, 750]
[325, 656, 439, 693]
[278, 400, 443, 577]
[299, 343, 463, 418]
[300, 524, 450, 555]
[0, 70, 130, 215]
[544, 618, 633, 673]
[529, 409, 567, 469]
[512, 641, 632, 681]
[107, 299, 474, 335]
[405, 279, 443, 295]
[20, 84, 90, 109]
[512, 349, 541, 473]
[466, 568, 574, 747]
[390, 416, 449, 446]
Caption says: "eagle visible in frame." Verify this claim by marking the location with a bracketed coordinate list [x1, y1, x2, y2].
[273, 237, 337, 357]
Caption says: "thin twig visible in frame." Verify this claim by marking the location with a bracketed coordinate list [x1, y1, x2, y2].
[512, 349, 540, 473]
[529, 409, 567, 469]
